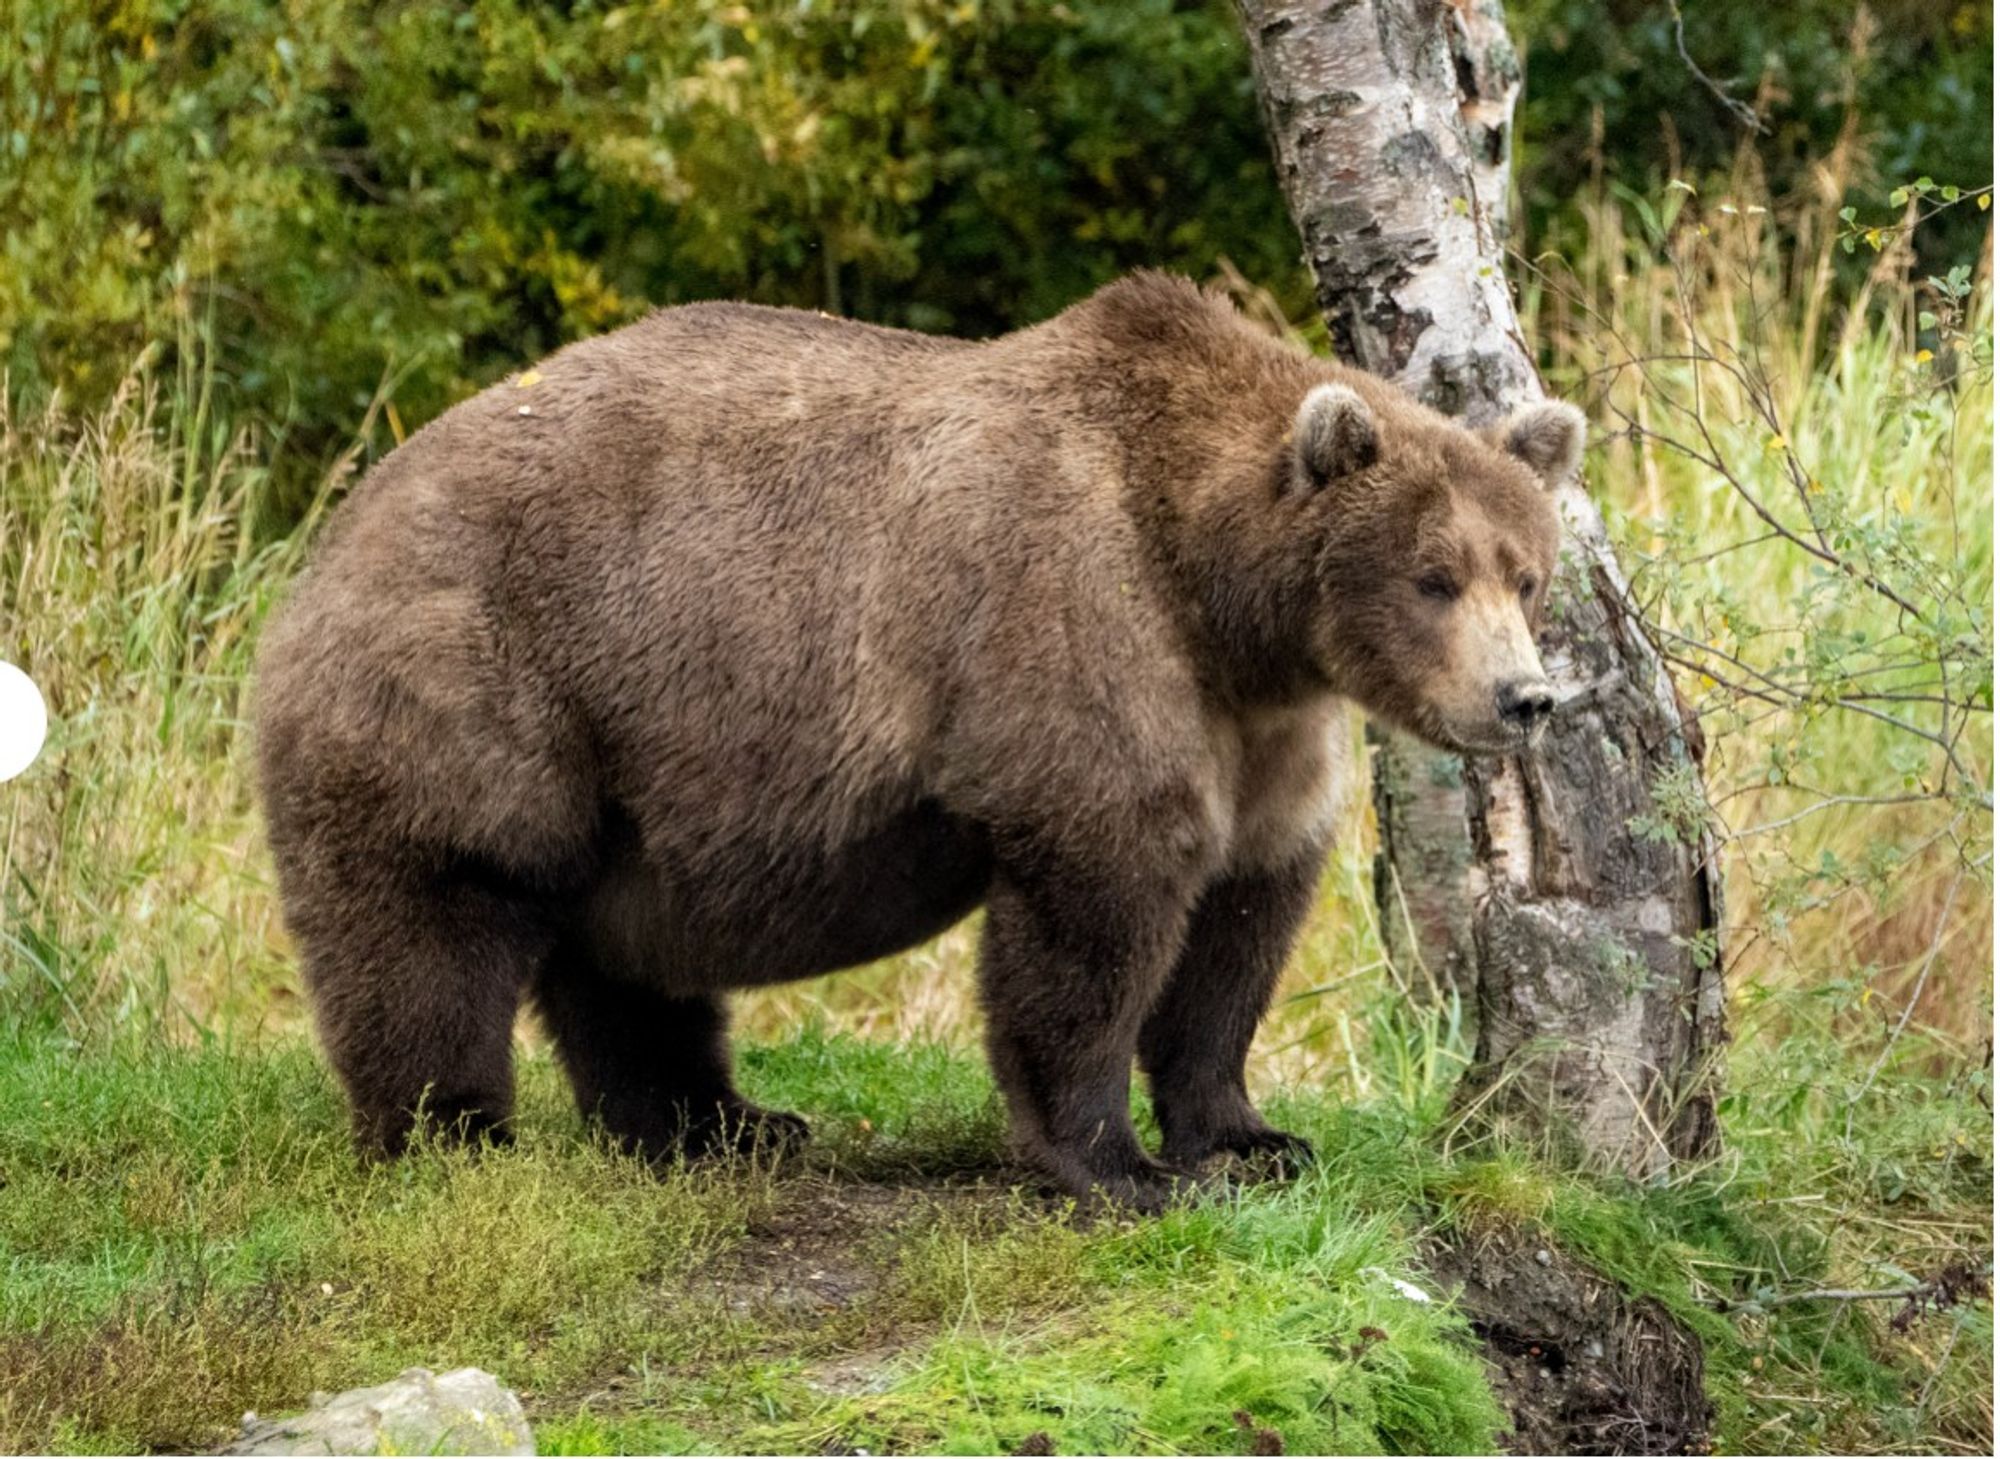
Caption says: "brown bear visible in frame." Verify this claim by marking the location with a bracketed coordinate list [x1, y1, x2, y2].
[255, 271, 1583, 1210]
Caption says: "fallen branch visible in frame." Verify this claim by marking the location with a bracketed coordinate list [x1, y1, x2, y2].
[1747, 1286, 1942, 1309]
[1728, 1260, 1993, 1329]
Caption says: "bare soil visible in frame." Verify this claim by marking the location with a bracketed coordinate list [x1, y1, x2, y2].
[1427, 1224, 1712, 1455]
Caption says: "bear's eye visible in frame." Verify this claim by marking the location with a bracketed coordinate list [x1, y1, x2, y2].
[1518, 575, 1537, 603]
[1417, 571, 1459, 602]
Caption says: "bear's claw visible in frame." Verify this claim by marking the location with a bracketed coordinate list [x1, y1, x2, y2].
[1074, 1160, 1200, 1216]
[1162, 1126, 1315, 1182]
[698, 1101, 812, 1158]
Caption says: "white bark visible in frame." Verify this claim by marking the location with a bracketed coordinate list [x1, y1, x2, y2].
[1238, 0, 1724, 1172]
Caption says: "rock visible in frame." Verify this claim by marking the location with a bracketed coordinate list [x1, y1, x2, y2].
[223, 1367, 533, 1456]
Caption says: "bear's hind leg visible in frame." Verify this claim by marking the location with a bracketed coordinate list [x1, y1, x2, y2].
[532, 950, 807, 1161]
[298, 865, 543, 1158]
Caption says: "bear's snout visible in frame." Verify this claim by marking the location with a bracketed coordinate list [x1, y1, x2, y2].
[1495, 677, 1555, 736]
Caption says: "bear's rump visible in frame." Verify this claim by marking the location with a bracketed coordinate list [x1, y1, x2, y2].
[572, 799, 993, 991]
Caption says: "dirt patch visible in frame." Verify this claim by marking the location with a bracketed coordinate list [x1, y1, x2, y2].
[803, 1343, 910, 1398]
[711, 1184, 892, 1319]
[704, 1167, 1042, 1412]
[711, 1171, 1016, 1320]
[1427, 1224, 1711, 1455]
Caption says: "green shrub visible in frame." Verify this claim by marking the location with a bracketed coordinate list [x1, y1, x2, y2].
[0, 0, 1300, 499]
[5, 2, 1987, 511]
[1512, 0, 1995, 273]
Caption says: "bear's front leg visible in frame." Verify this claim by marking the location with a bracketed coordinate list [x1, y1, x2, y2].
[978, 865, 1200, 1212]
[1139, 850, 1322, 1176]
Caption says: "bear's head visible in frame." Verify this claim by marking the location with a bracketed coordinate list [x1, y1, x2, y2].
[1284, 383, 1585, 754]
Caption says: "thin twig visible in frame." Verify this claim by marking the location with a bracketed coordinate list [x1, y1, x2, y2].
[1728, 793, 1941, 840]
[1845, 866, 1968, 1138]
[1915, 1316, 1963, 1417]
[1746, 1286, 1941, 1309]
[1669, 6, 1767, 143]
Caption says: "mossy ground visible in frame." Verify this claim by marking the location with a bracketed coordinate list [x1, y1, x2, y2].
[0, 1018, 1986, 1455]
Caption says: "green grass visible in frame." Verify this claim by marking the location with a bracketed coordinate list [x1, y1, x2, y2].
[0, 1028, 1500, 1455]
[0, 1024, 1985, 1454]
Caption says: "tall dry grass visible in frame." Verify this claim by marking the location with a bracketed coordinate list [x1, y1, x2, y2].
[0, 346, 349, 1037]
[1525, 157, 1992, 1057]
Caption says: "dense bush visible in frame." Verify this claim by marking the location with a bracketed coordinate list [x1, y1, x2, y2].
[2, 1, 1988, 494]
[1513, 0, 1994, 263]
[0, 0, 1299, 482]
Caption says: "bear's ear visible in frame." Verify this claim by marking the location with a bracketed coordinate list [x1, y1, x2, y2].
[1291, 383, 1378, 490]
[1496, 400, 1586, 488]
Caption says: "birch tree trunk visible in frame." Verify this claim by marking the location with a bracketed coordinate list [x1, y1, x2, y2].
[1236, 0, 1725, 1173]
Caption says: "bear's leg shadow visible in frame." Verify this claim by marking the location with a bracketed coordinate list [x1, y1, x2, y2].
[532, 951, 808, 1160]
[1139, 851, 1322, 1176]
[977, 868, 1196, 1212]
[298, 864, 544, 1157]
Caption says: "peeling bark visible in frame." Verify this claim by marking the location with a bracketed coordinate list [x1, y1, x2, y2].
[1238, 0, 1724, 1173]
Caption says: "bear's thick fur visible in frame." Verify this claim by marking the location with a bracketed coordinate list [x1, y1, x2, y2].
[256, 272, 1583, 1209]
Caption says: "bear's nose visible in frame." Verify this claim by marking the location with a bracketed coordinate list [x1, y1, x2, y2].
[1496, 678, 1555, 732]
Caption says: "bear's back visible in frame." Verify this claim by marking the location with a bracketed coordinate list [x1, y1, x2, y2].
[257, 300, 1112, 883]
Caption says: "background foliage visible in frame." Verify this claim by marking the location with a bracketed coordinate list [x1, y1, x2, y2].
[1512, 0, 1993, 268]
[3, 0, 1299, 483]
[3, 0, 1990, 493]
